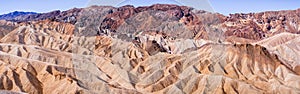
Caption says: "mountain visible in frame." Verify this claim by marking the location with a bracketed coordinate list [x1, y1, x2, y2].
[2, 5, 300, 41]
[0, 4, 299, 94]
[0, 11, 37, 21]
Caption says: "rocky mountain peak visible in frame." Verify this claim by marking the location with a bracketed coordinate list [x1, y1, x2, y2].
[0, 4, 299, 94]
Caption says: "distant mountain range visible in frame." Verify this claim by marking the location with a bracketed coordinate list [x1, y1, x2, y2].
[0, 11, 37, 20]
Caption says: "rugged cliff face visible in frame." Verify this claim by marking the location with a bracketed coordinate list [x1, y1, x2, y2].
[4, 4, 300, 41]
[223, 9, 300, 40]
[0, 4, 299, 94]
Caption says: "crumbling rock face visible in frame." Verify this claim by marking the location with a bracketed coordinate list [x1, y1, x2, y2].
[255, 32, 300, 75]
[223, 9, 300, 40]
[0, 20, 18, 39]
[3, 4, 300, 41]
[0, 4, 299, 94]
[75, 6, 116, 36]
[0, 20, 299, 94]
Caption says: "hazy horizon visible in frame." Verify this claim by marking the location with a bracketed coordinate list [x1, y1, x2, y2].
[1, 0, 300, 15]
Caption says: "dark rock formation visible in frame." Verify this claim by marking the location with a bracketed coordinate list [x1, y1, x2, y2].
[0, 11, 37, 20]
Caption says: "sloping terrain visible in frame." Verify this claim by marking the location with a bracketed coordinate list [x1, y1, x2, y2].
[4, 4, 300, 41]
[0, 11, 37, 21]
[0, 20, 18, 39]
[255, 32, 300, 75]
[0, 4, 299, 94]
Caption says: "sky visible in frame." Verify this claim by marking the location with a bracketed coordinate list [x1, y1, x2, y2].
[1, 0, 300, 15]
[0, 0, 87, 14]
[211, 0, 300, 15]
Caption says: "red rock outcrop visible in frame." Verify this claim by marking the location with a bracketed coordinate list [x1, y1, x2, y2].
[223, 9, 300, 40]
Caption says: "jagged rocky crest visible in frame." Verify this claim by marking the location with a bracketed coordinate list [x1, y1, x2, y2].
[0, 4, 299, 94]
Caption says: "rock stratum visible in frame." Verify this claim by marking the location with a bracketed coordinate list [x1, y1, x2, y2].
[0, 4, 299, 94]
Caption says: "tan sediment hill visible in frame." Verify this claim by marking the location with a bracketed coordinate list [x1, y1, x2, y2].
[255, 32, 300, 75]
[0, 4, 299, 94]
[0, 20, 18, 39]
